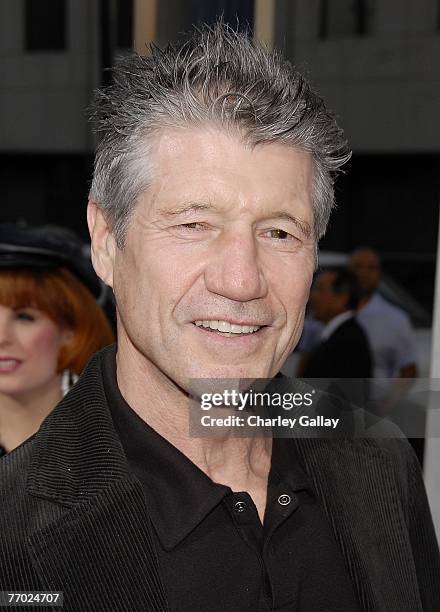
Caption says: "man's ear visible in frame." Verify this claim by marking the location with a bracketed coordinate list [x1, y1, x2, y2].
[87, 201, 116, 288]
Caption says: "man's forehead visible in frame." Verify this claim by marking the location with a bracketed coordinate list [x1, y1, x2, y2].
[135, 126, 315, 227]
[148, 125, 313, 179]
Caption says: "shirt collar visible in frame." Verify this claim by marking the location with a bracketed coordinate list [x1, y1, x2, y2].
[101, 348, 230, 550]
[269, 435, 312, 493]
[101, 349, 313, 549]
[320, 310, 353, 341]
[359, 292, 383, 313]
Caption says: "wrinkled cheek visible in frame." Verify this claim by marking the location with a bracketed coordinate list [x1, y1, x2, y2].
[282, 287, 309, 345]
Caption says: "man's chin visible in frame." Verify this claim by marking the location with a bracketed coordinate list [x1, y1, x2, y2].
[185, 363, 273, 386]
[186, 368, 267, 402]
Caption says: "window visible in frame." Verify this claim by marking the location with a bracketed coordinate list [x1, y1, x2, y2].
[116, 0, 133, 49]
[156, 0, 254, 50]
[319, 0, 373, 39]
[189, 0, 254, 32]
[25, 0, 67, 51]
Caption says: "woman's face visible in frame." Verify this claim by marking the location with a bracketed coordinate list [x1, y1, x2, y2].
[0, 304, 71, 400]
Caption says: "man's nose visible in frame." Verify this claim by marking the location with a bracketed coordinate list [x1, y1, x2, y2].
[204, 229, 267, 302]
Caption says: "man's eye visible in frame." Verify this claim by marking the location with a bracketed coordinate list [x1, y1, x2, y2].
[177, 222, 207, 231]
[266, 229, 297, 241]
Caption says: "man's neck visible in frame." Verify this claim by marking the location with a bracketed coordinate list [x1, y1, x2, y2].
[115, 339, 272, 519]
[358, 291, 375, 310]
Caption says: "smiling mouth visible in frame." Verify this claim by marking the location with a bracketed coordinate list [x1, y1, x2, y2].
[0, 359, 22, 372]
[193, 320, 264, 336]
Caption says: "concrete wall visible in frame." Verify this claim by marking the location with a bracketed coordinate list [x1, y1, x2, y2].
[0, 0, 100, 152]
[286, 0, 440, 152]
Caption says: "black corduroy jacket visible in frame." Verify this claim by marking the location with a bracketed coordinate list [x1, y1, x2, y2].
[1, 348, 439, 611]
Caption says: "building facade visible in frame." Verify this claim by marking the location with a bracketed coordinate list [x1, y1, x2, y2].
[1, 0, 439, 302]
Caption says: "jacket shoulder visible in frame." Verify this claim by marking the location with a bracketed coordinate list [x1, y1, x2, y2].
[0, 439, 66, 589]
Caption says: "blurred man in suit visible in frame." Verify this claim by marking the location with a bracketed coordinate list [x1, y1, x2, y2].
[303, 268, 372, 378]
[349, 248, 418, 380]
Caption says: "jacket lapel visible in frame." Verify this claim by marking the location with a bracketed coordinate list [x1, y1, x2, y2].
[26, 348, 168, 611]
[294, 438, 422, 612]
[29, 478, 168, 611]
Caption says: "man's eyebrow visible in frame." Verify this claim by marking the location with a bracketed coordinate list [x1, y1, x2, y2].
[157, 203, 313, 238]
[270, 211, 313, 239]
[157, 202, 214, 217]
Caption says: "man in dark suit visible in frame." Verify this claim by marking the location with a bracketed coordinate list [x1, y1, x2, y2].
[303, 268, 372, 378]
[1, 22, 439, 612]
[302, 268, 373, 437]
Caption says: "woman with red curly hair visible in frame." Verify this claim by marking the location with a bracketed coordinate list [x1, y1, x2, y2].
[0, 224, 114, 455]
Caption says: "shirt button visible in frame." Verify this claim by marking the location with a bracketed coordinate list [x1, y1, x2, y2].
[234, 500, 247, 513]
[277, 493, 291, 506]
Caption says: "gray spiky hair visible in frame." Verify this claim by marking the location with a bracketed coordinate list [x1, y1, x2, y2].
[89, 21, 351, 247]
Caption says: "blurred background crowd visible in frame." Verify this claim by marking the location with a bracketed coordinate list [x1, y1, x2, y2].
[0, 0, 439, 518]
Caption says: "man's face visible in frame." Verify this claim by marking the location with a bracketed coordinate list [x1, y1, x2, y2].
[310, 271, 348, 323]
[102, 127, 315, 388]
[349, 249, 381, 297]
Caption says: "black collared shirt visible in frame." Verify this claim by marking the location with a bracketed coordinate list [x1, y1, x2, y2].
[102, 349, 360, 611]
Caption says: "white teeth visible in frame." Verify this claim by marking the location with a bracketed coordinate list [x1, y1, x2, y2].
[193, 320, 261, 334]
[217, 321, 230, 332]
[0, 359, 19, 366]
